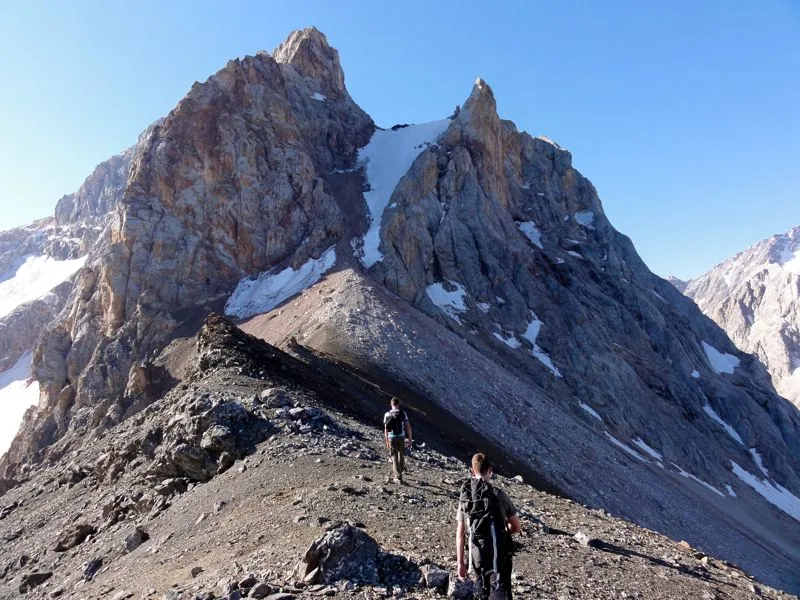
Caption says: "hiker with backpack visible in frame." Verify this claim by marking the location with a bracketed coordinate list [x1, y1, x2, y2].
[383, 397, 412, 484]
[456, 452, 521, 599]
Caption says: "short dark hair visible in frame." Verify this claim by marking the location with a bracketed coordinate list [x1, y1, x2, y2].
[390, 397, 400, 407]
[471, 452, 492, 475]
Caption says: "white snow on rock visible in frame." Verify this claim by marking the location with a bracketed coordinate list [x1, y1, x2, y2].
[493, 331, 522, 349]
[574, 211, 595, 229]
[632, 438, 663, 460]
[778, 246, 800, 274]
[702, 403, 744, 445]
[567, 250, 583, 259]
[426, 280, 468, 325]
[726, 484, 737, 497]
[516, 221, 544, 249]
[521, 312, 561, 377]
[579, 401, 603, 422]
[358, 119, 451, 268]
[749, 448, 769, 477]
[476, 302, 491, 313]
[672, 463, 726, 497]
[311, 92, 326, 101]
[225, 247, 336, 320]
[691, 370, 701, 379]
[731, 461, 800, 521]
[702, 341, 740, 374]
[605, 433, 647, 462]
[0, 254, 86, 318]
[0, 352, 39, 456]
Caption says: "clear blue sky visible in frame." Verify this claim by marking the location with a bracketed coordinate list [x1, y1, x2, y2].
[1, 1, 798, 279]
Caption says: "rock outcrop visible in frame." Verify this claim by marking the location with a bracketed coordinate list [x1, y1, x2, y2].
[685, 226, 800, 407]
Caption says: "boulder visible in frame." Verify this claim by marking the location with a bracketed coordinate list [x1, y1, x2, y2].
[54, 523, 96, 552]
[298, 523, 379, 585]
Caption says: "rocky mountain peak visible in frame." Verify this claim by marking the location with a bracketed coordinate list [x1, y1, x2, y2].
[273, 26, 346, 96]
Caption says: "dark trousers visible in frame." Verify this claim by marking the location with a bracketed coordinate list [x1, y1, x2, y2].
[389, 437, 405, 479]
[474, 552, 513, 600]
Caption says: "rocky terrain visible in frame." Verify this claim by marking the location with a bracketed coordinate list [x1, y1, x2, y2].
[1, 26, 800, 596]
[684, 226, 800, 408]
[0, 315, 795, 600]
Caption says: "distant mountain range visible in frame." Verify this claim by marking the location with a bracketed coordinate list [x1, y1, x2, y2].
[678, 226, 800, 409]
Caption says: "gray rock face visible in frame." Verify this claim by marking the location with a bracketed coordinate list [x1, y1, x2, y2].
[685, 226, 800, 408]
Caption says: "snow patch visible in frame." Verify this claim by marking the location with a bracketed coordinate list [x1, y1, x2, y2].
[691, 370, 700, 379]
[574, 211, 595, 229]
[702, 341, 740, 374]
[749, 448, 769, 477]
[702, 403, 744, 445]
[567, 251, 583, 259]
[224, 248, 336, 320]
[726, 484, 737, 497]
[579, 401, 603, 422]
[778, 246, 800, 274]
[731, 461, 800, 521]
[632, 438, 663, 460]
[426, 280, 468, 324]
[0, 255, 86, 318]
[476, 302, 491, 313]
[311, 92, 326, 101]
[605, 433, 647, 462]
[0, 353, 39, 455]
[358, 119, 451, 267]
[493, 331, 522, 349]
[672, 463, 726, 497]
[516, 221, 543, 249]
[521, 312, 561, 377]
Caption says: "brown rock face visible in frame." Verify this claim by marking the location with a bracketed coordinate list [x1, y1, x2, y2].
[2, 29, 373, 472]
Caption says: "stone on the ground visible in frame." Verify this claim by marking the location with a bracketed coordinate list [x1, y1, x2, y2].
[54, 522, 96, 551]
[447, 577, 474, 599]
[124, 526, 149, 552]
[248, 582, 272, 598]
[298, 522, 379, 585]
[18, 572, 52, 593]
[421, 563, 449, 593]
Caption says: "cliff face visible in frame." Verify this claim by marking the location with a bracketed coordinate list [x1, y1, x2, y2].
[2, 27, 800, 593]
[686, 226, 800, 408]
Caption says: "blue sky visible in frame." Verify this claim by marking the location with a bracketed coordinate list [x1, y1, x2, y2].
[0, 1, 798, 279]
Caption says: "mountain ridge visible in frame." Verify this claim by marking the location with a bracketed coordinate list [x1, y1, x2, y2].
[1, 27, 800, 593]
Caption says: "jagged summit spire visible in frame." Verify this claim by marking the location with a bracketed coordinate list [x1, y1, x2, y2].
[273, 27, 346, 95]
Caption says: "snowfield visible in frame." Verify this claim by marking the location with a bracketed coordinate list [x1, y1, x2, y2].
[702, 403, 744, 445]
[731, 461, 800, 522]
[521, 313, 561, 377]
[516, 221, 544, 249]
[702, 341, 740, 374]
[225, 248, 336, 320]
[0, 254, 86, 318]
[0, 353, 39, 455]
[358, 119, 451, 268]
[426, 281, 468, 324]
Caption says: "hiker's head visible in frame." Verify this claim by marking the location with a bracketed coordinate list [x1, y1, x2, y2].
[471, 452, 493, 479]
[390, 397, 400, 409]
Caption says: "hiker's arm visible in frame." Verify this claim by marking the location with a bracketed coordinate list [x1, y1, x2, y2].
[507, 514, 521, 535]
[456, 520, 467, 579]
[384, 426, 390, 449]
[404, 420, 412, 445]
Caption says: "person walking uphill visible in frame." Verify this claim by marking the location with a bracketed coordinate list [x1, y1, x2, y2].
[456, 453, 521, 599]
[383, 397, 412, 484]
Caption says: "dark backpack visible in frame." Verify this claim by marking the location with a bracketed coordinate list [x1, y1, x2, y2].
[385, 409, 406, 437]
[460, 478, 510, 572]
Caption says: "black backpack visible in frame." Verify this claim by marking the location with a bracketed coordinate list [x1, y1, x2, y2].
[460, 478, 510, 572]
[385, 409, 406, 437]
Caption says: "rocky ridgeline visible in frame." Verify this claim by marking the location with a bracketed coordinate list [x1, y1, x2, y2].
[0, 316, 794, 600]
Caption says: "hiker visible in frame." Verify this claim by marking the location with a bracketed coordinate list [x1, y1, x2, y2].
[456, 452, 521, 599]
[383, 397, 412, 484]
